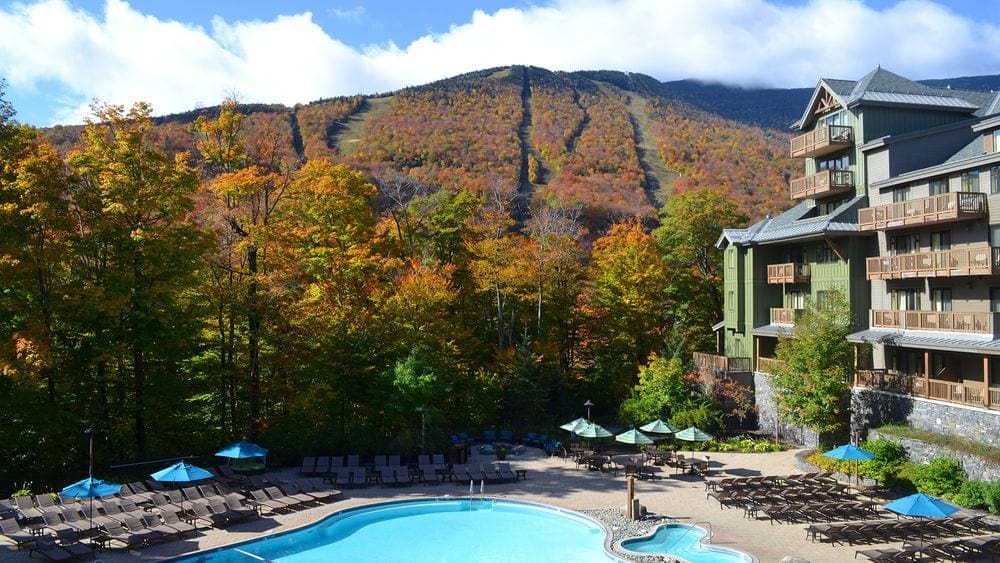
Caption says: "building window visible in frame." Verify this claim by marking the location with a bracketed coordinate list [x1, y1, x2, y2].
[727, 290, 735, 312]
[930, 231, 951, 251]
[929, 178, 948, 195]
[992, 225, 1000, 248]
[931, 354, 950, 379]
[892, 187, 911, 202]
[991, 288, 1000, 313]
[930, 288, 952, 312]
[815, 243, 837, 263]
[817, 153, 850, 171]
[992, 166, 1000, 194]
[994, 130, 1000, 153]
[889, 234, 918, 255]
[787, 291, 806, 310]
[891, 288, 920, 310]
[961, 170, 980, 192]
[824, 111, 847, 127]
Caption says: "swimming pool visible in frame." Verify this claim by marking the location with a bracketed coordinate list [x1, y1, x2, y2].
[173, 498, 623, 562]
[618, 523, 754, 563]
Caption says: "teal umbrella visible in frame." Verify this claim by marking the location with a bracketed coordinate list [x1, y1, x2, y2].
[823, 443, 876, 486]
[674, 427, 713, 442]
[559, 417, 590, 433]
[639, 419, 678, 435]
[215, 440, 268, 460]
[61, 477, 121, 550]
[151, 461, 213, 483]
[575, 422, 613, 439]
[883, 493, 959, 557]
[615, 427, 654, 446]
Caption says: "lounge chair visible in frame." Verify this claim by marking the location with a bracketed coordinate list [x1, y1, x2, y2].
[41, 511, 78, 535]
[188, 502, 229, 528]
[348, 468, 369, 488]
[121, 514, 170, 543]
[27, 536, 75, 561]
[299, 456, 316, 476]
[330, 456, 344, 468]
[496, 463, 517, 482]
[1, 517, 37, 549]
[373, 455, 389, 467]
[264, 486, 312, 508]
[141, 513, 186, 539]
[159, 510, 198, 536]
[314, 456, 331, 476]
[207, 499, 253, 524]
[53, 529, 95, 559]
[100, 520, 149, 549]
[346, 455, 360, 467]
[249, 489, 292, 513]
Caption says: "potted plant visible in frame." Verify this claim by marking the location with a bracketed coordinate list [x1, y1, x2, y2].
[496, 446, 508, 460]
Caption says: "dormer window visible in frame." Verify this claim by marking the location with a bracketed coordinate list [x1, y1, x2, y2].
[823, 111, 847, 127]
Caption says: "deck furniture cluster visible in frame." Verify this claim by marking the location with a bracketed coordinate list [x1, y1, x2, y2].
[299, 453, 527, 487]
[1, 475, 343, 558]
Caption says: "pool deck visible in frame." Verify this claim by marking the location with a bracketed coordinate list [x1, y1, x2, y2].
[1, 447, 994, 562]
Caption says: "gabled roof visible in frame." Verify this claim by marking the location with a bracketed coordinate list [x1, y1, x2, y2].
[795, 67, 985, 130]
[718, 196, 866, 247]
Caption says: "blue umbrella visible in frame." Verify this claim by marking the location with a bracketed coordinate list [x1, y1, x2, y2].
[883, 492, 959, 519]
[215, 441, 268, 460]
[61, 477, 121, 499]
[823, 444, 875, 486]
[883, 493, 959, 556]
[151, 461, 214, 483]
[823, 444, 875, 461]
[61, 477, 121, 550]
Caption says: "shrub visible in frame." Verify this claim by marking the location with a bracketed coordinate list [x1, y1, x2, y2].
[858, 438, 908, 484]
[912, 457, 966, 497]
[700, 437, 783, 453]
[806, 452, 853, 475]
[954, 480, 988, 510]
[669, 402, 722, 433]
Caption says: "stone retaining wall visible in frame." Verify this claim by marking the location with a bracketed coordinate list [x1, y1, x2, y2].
[754, 372, 819, 448]
[868, 430, 1000, 483]
[851, 387, 1000, 450]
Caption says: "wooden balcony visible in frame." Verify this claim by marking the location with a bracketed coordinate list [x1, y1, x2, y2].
[770, 307, 802, 325]
[870, 309, 999, 335]
[790, 169, 854, 200]
[866, 246, 1000, 280]
[693, 352, 751, 374]
[858, 192, 986, 231]
[790, 125, 854, 158]
[855, 369, 998, 410]
[767, 263, 810, 284]
[756, 356, 786, 374]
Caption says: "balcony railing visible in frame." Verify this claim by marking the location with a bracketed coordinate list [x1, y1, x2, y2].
[790, 125, 854, 158]
[756, 356, 787, 374]
[855, 369, 998, 410]
[771, 308, 802, 325]
[870, 309, 999, 335]
[693, 352, 751, 374]
[790, 169, 855, 200]
[866, 246, 1000, 280]
[767, 263, 810, 284]
[858, 192, 986, 231]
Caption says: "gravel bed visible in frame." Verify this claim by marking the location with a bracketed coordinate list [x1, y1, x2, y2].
[581, 507, 680, 562]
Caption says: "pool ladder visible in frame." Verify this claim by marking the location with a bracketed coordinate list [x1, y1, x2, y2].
[665, 521, 713, 552]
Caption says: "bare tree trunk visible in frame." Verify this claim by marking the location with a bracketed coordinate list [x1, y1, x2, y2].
[247, 245, 261, 440]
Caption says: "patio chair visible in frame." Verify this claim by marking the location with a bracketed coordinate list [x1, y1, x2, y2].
[159, 510, 198, 536]
[40, 511, 78, 535]
[299, 456, 316, 476]
[188, 502, 229, 528]
[27, 536, 75, 562]
[59, 508, 92, 534]
[208, 499, 254, 524]
[314, 456, 331, 475]
[265, 486, 313, 508]
[346, 455, 360, 467]
[248, 489, 292, 514]
[1, 517, 37, 549]
[330, 455, 344, 468]
[141, 513, 185, 539]
[53, 529, 96, 559]
[348, 468, 369, 488]
[373, 455, 389, 467]
[331, 468, 351, 488]
[496, 463, 517, 482]
[12, 495, 41, 519]
[100, 519, 151, 548]
[35, 493, 60, 513]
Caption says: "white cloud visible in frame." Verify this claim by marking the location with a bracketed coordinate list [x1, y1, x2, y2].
[0, 0, 999, 125]
[328, 6, 364, 22]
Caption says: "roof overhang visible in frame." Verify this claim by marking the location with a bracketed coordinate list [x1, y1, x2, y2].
[847, 328, 1000, 355]
[795, 79, 848, 131]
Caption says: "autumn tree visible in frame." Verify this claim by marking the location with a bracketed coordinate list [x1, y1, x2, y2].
[772, 291, 853, 436]
[69, 101, 210, 458]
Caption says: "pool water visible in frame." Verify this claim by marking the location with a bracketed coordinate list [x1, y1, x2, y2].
[619, 523, 753, 563]
[173, 498, 621, 563]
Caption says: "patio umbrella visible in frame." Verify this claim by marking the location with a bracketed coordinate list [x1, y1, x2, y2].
[575, 422, 613, 439]
[823, 444, 875, 487]
[151, 461, 214, 517]
[883, 493, 959, 556]
[559, 417, 590, 433]
[674, 426, 713, 457]
[215, 440, 268, 460]
[639, 419, 678, 436]
[615, 427, 654, 446]
[61, 477, 121, 555]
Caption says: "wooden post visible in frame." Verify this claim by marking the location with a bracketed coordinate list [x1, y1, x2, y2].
[984, 356, 991, 408]
[626, 476, 635, 520]
[924, 351, 931, 398]
[853, 345, 859, 386]
[754, 336, 760, 372]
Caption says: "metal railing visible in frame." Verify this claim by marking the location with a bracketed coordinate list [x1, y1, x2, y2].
[858, 192, 986, 231]
[866, 246, 999, 279]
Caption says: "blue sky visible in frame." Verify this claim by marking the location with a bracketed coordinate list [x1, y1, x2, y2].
[2, 0, 999, 126]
